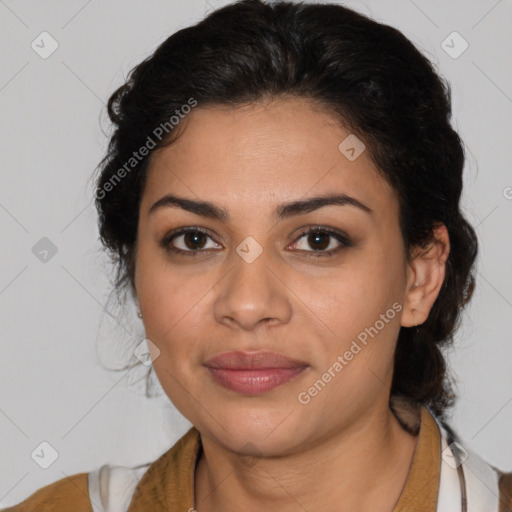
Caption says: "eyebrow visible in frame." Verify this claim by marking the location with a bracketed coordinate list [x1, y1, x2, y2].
[148, 192, 372, 221]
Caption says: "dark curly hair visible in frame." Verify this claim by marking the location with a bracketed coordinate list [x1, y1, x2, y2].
[91, 0, 478, 419]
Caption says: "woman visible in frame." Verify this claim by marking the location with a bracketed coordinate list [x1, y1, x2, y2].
[4, 0, 511, 511]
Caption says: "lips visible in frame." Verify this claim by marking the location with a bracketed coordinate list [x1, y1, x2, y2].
[204, 351, 309, 394]
[204, 350, 309, 370]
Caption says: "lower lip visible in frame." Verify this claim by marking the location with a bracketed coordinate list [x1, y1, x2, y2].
[205, 366, 308, 394]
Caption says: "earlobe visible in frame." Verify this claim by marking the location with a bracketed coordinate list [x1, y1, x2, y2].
[400, 223, 451, 328]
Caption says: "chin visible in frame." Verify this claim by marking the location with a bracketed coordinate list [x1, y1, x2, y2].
[198, 407, 307, 457]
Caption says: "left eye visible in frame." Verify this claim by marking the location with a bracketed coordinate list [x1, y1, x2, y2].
[291, 228, 351, 254]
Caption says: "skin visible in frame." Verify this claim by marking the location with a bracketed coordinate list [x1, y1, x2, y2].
[134, 96, 450, 512]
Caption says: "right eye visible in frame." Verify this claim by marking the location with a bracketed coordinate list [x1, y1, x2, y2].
[160, 227, 222, 257]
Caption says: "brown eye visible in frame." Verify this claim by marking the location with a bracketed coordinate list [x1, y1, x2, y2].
[306, 231, 331, 250]
[160, 227, 222, 257]
[291, 227, 352, 257]
[180, 231, 208, 250]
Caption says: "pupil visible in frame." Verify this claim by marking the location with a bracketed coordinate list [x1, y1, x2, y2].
[309, 232, 329, 250]
[185, 232, 205, 249]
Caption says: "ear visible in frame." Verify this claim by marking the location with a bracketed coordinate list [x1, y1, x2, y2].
[401, 223, 450, 328]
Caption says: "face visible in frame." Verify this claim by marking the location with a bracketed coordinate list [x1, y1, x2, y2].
[134, 96, 414, 456]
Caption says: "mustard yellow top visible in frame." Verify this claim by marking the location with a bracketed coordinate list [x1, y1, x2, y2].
[3, 405, 512, 511]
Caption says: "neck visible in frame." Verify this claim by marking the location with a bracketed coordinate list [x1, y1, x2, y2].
[194, 403, 420, 512]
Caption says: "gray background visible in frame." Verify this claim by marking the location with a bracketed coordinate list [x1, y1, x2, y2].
[1, 0, 511, 507]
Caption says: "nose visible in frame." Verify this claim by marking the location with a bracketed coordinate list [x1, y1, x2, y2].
[213, 243, 293, 332]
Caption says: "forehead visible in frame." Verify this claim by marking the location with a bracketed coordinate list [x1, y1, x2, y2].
[141, 97, 397, 218]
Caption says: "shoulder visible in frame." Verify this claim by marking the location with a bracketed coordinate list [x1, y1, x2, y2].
[0, 428, 200, 512]
[498, 469, 512, 512]
[0, 472, 92, 512]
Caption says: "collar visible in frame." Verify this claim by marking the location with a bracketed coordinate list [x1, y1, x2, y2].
[393, 404, 441, 511]
[127, 404, 441, 511]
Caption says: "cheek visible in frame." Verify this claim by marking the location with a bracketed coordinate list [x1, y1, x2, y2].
[305, 246, 405, 378]
[306, 275, 403, 404]
[135, 242, 209, 334]
[306, 252, 403, 334]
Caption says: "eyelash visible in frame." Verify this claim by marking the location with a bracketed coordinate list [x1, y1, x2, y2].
[159, 225, 352, 259]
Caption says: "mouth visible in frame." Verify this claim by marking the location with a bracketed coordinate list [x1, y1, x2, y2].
[205, 366, 308, 394]
[204, 350, 309, 394]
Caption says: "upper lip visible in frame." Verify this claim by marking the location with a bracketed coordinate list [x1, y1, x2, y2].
[204, 350, 309, 370]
